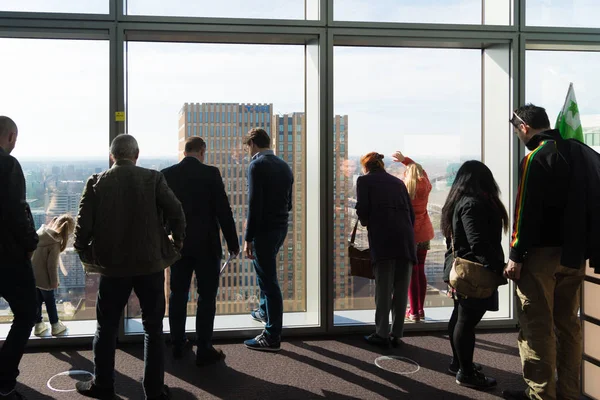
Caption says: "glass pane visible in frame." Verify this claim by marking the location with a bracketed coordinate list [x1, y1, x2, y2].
[126, 0, 306, 20]
[584, 361, 600, 399]
[125, 42, 306, 325]
[1, 0, 107, 14]
[526, 50, 600, 154]
[0, 38, 109, 329]
[527, 0, 600, 28]
[334, 0, 484, 24]
[333, 47, 482, 324]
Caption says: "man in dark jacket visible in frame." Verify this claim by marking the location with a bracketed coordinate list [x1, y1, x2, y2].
[161, 137, 239, 365]
[242, 128, 293, 352]
[74, 134, 185, 400]
[503, 105, 584, 400]
[0, 116, 38, 400]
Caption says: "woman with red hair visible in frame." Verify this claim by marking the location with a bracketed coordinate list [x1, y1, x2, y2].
[356, 152, 417, 347]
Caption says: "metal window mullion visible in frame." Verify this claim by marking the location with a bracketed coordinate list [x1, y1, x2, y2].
[324, 29, 334, 332]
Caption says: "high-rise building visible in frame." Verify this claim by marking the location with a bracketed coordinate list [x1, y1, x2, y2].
[272, 112, 305, 312]
[177, 103, 352, 316]
[179, 102, 273, 315]
[332, 116, 356, 309]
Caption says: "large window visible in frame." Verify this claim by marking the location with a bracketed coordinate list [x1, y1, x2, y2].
[0, 38, 109, 330]
[4, 0, 587, 343]
[333, 46, 482, 324]
[124, 41, 313, 332]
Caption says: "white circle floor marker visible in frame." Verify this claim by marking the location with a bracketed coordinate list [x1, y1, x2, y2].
[47, 370, 93, 392]
[374, 356, 420, 375]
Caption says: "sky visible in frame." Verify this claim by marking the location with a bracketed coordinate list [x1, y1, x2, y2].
[2, 1, 600, 160]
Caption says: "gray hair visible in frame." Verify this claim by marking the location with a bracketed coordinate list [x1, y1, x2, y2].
[110, 134, 139, 160]
[0, 116, 17, 137]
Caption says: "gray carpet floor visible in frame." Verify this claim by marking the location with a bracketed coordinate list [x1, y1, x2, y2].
[14, 331, 525, 399]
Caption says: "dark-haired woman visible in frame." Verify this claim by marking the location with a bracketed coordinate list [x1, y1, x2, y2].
[356, 152, 417, 347]
[441, 160, 508, 389]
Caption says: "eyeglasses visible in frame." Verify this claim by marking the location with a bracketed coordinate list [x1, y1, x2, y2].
[509, 112, 526, 129]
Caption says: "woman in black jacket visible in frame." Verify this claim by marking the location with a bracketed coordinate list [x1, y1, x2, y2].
[441, 160, 508, 390]
[356, 152, 417, 347]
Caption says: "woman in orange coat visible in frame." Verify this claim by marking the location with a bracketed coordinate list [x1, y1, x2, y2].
[393, 151, 434, 322]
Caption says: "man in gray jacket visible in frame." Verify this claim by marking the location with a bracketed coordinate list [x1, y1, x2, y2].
[74, 134, 185, 400]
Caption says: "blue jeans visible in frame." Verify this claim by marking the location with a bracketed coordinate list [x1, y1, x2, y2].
[36, 288, 58, 324]
[252, 227, 287, 339]
[169, 255, 220, 352]
[93, 271, 165, 399]
[0, 260, 37, 394]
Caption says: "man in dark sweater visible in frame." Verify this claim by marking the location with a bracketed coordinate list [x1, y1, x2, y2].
[0, 116, 39, 400]
[503, 105, 584, 400]
[242, 128, 293, 352]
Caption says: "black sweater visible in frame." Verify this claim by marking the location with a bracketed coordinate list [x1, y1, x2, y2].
[444, 196, 505, 310]
[0, 148, 38, 262]
[245, 151, 294, 242]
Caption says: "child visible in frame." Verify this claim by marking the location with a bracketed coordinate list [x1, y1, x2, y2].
[31, 214, 75, 336]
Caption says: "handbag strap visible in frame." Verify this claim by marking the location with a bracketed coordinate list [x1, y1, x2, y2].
[451, 233, 456, 258]
[350, 219, 359, 245]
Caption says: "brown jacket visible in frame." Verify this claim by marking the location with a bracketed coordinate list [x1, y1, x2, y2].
[74, 160, 186, 277]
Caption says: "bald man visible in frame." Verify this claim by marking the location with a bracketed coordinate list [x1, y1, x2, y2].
[0, 116, 39, 400]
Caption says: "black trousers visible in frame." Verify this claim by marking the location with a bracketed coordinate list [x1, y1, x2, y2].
[168, 255, 220, 352]
[448, 299, 486, 373]
[0, 260, 37, 394]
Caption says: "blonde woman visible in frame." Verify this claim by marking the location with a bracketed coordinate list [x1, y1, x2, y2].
[31, 214, 75, 336]
[393, 151, 434, 322]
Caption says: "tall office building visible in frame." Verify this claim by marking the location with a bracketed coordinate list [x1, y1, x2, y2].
[179, 102, 274, 315]
[331, 116, 364, 310]
[272, 112, 305, 312]
[177, 103, 352, 315]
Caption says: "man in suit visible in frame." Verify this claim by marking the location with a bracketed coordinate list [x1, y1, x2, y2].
[74, 134, 185, 400]
[0, 116, 39, 400]
[242, 128, 293, 352]
[162, 137, 239, 365]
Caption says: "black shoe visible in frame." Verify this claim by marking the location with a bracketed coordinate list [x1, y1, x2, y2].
[448, 359, 483, 375]
[389, 334, 402, 348]
[502, 389, 529, 399]
[456, 369, 497, 390]
[172, 339, 191, 359]
[75, 380, 116, 400]
[147, 385, 170, 400]
[0, 391, 27, 399]
[196, 347, 226, 367]
[364, 333, 390, 348]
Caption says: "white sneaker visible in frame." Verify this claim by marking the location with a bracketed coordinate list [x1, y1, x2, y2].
[33, 322, 48, 336]
[51, 321, 67, 336]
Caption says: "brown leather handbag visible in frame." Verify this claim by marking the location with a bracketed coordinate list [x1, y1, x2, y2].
[449, 235, 507, 298]
[348, 220, 374, 279]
